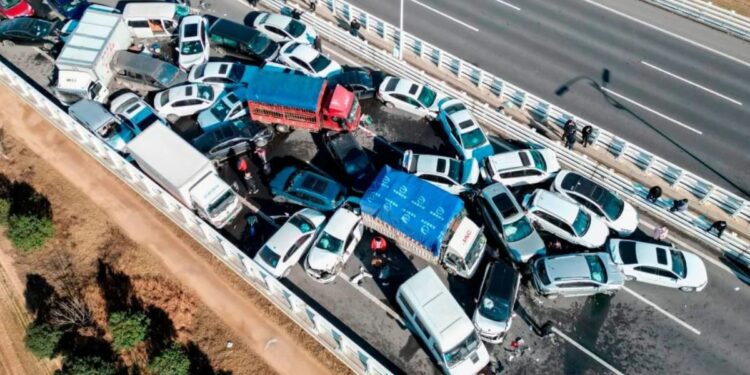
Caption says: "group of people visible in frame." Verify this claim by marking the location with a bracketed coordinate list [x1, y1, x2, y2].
[646, 185, 728, 242]
[562, 119, 594, 150]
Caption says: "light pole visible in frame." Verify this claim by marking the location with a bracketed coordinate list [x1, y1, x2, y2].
[398, 0, 404, 60]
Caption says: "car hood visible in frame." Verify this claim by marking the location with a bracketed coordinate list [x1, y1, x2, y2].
[609, 201, 638, 235]
[540, 149, 561, 174]
[468, 142, 495, 162]
[473, 308, 510, 335]
[683, 252, 708, 287]
[462, 159, 480, 185]
[179, 52, 206, 70]
[581, 215, 609, 248]
[508, 230, 546, 263]
[306, 247, 341, 272]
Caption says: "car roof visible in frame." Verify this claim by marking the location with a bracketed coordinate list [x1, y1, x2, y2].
[166, 84, 211, 100]
[264, 215, 307, 256]
[545, 254, 592, 281]
[488, 150, 529, 171]
[292, 170, 339, 197]
[322, 207, 359, 239]
[199, 62, 235, 78]
[445, 106, 478, 132]
[620, 241, 673, 269]
[414, 154, 455, 177]
[287, 43, 319, 61]
[209, 18, 262, 42]
[180, 15, 203, 40]
[532, 190, 579, 223]
[263, 13, 291, 28]
[483, 185, 521, 220]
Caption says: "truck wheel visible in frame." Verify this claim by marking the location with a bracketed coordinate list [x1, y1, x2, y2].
[275, 124, 290, 133]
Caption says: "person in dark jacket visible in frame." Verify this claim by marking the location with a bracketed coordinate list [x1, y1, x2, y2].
[670, 198, 688, 213]
[562, 119, 576, 140]
[647, 185, 662, 203]
[707, 220, 727, 238]
[564, 128, 576, 150]
[581, 125, 594, 147]
[309, 0, 317, 11]
[313, 35, 322, 51]
[350, 18, 361, 37]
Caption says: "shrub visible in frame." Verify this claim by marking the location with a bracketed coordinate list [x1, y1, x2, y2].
[60, 356, 117, 375]
[108, 311, 150, 350]
[149, 344, 190, 375]
[24, 322, 62, 358]
[6, 214, 53, 251]
[0, 197, 9, 226]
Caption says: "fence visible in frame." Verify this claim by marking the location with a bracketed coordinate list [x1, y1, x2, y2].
[262, 0, 750, 257]
[307, 0, 750, 227]
[643, 0, 750, 41]
[0, 62, 391, 375]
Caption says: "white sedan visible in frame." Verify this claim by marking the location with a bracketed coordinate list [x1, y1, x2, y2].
[154, 84, 220, 122]
[188, 62, 246, 86]
[253, 12, 317, 45]
[197, 91, 247, 130]
[553, 170, 639, 235]
[401, 150, 479, 195]
[278, 42, 341, 78]
[376, 76, 446, 119]
[304, 205, 364, 283]
[483, 149, 560, 187]
[178, 15, 210, 70]
[608, 239, 708, 292]
[254, 209, 327, 278]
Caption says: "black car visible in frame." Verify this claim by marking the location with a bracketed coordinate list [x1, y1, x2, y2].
[473, 260, 520, 344]
[724, 250, 750, 280]
[323, 131, 376, 193]
[208, 18, 280, 63]
[328, 67, 385, 99]
[191, 118, 274, 161]
[0, 17, 59, 50]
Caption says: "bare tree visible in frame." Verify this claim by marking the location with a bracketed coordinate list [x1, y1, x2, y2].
[49, 296, 93, 329]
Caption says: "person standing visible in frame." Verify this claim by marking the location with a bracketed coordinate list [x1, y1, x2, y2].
[707, 220, 727, 238]
[653, 225, 669, 242]
[562, 119, 576, 140]
[564, 128, 576, 150]
[581, 125, 594, 147]
[350, 18, 361, 38]
[309, 0, 317, 11]
[313, 35, 322, 52]
[236, 155, 259, 194]
[670, 198, 688, 213]
[646, 185, 662, 203]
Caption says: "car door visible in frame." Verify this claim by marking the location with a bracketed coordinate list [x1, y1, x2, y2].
[390, 94, 422, 116]
[264, 25, 289, 42]
[632, 266, 663, 285]
[282, 232, 314, 273]
[289, 56, 313, 75]
[533, 211, 567, 241]
[570, 193, 606, 220]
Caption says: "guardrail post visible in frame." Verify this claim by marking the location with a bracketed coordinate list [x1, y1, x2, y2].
[699, 184, 715, 203]
[731, 201, 748, 218]
[327, 0, 335, 13]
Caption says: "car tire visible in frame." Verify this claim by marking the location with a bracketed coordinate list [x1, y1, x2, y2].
[384, 101, 394, 109]
[2, 40, 14, 47]
[679, 286, 695, 292]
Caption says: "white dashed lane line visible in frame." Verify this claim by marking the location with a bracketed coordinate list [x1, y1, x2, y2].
[641, 61, 743, 106]
[601, 88, 703, 135]
[409, 0, 480, 32]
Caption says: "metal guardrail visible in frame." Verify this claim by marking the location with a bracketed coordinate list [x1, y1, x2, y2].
[266, 0, 750, 258]
[0, 62, 391, 375]
[643, 0, 750, 41]
[311, 0, 750, 227]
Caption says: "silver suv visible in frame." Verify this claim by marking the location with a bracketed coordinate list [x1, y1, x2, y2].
[531, 253, 624, 298]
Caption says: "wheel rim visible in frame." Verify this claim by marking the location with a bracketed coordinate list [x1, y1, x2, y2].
[680, 287, 694, 292]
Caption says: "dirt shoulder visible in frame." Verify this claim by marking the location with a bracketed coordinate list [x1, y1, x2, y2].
[707, 0, 750, 18]
[0, 86, 345, 374]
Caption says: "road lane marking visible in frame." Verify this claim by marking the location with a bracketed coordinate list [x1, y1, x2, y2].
[601, 88, 703, 135]
[582, 0, 750, 69]
[641, 61, 743, 106]
[622, 286, 701, 335]
[494, 0, 521, 11]
[550, 327, 624, 375]
[410, 0, 480, 32]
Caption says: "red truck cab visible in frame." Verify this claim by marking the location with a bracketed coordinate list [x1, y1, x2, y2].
[0, 0, 34, 19]
[321, 84, 361, 132]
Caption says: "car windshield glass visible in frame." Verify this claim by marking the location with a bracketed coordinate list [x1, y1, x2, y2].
[258, 245, 280, 268]
[0, 0, 21, 8]
[197, 85, 214, 100]
[529, 150, 547, 170]
[571, 209, 591, 236]
[62, 0, 83, 11]
[314, 232, 343, 254]
[228, 64, 245, 82]
[181, 40, 203, 55]
[671, 250, 687, 278]
[446, 159, 462, 182]
[29, 20, 51, 36]
[586, 255, 607, 283]
[309, 54, 332, 72]
[157, 64, 180, 85]
[463, 235, 484, 270]
[504, 217, 534, 242]
[442, 102, 465, 115]
[207, 190, 233, 216]
[343, 149, 368, 175]
[288, 214, 315, 233]
[460, 128, 487, 149]
[417, 86, 437, 107]
[444, 332, 480, 367]
[597, 190, 625, 220]
[210, 98, 231, 120]
[285, 19, 305, 37]
[159, 92, 170, 107]
[250, 35, 270, 53]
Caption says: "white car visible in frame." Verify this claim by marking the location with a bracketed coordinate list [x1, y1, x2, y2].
[608, 239, 708, 292]
[553, 170, 639, 235]
[188, 62, 246, 86]
[483, 149, 560, 187]
[401, 150, 479, 195]
[110, 92, 166, 134]
[254, 209, 326, 278]
[197, 91, 247, 130]
[277, 42, 341, 78]
[522, 189, 609, 249]
[377, 76, 446, 119]
[304, 205, 364, 283]
[252, 12, 317, 45]
[178, 15, 210, 70]
[154, 84, 220, 122]
[437, 99, 494, 160]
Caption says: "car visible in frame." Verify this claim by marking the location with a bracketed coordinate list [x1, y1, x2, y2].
[483, 149, 560, 187]
[191, 118, 274, 160]
[327, 67, 385, 99]
[477, 183, 546, 263]
[252, 11, 316, 45]
[269, 166, 347, 212]
[254, 208, 326, 278]
[323, 131, 376, 194]
[522, 189, 609, 249]
[153, 83, 220, 122]
[531, 253, 624, 298]
[472, 261, 520, 344]
[109, 92, 167, 134]
[188, 62, 247, 86]
[0, 0, 34, 19]
[197, 91, 247, 130]
[177, 15, 209, 70]
[437, 99, 494, 161]
[47, 0, 88, 20]
[552, 170, 639, 236]
[304, 204, 364, 283]
[112, 51, 188, 92]
[208, 18, 280, 63]
[69, 99, 136, 155]
[0, 17, 58, 49]
[401, 150, 478, 195]
[607, 239, 708, 292]
[376, 76, 446, 119]
[278, 41, 341, 78]
[724, 250, 750, 280]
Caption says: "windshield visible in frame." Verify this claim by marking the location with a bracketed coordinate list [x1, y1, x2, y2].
[479, 290, 511, 322]
[504, 217, 534, 243]
[228, 64, 245, 82]
[586, 255, 607, 283]
[571, 209, 591, 237]
[207, 190, 234, 216]
[463, 234, 485, 271]
[309, 54, 332, 72]
[343, 149, 368, 175]
[285, 19, 305, 37]
[61, 0, 83, 11]
[460, 128, 487, 149]
[258, 246, 280, 268]
[598, 191, 625, 220]
[670, 250, 687, 278]
[197, 85, 214, 100]
[289, 214, 315, 233]
[210, 98, 232, 120]
[0, 0, 21, 8]
[132, 113, 160, 132]
[346, 97, 360, 125]
[446, 159, 462, 182]
[444, 332, 480, 368]
[181, 40, 203, 55]
[157, 64, 181, 85]
[529, 150, 547, 170]
[159, 91, 170, 107]
[249, 35, 270, 53]
[417, 86, 437, 107]
[314, 232, 343, 254]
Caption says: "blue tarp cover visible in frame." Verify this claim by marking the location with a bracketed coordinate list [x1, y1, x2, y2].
[234, 70, 324, 112]
[361, 166, 464, 257]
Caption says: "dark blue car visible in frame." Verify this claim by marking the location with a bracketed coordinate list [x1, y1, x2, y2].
[47, 0, 88, 19]
[269, 167, 346, 212]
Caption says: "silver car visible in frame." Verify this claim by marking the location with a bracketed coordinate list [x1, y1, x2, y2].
[477, 183, 546, 263]
[531, 253, 624, 298]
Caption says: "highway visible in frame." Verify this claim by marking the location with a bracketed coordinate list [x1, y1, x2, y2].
[342, 0, 750, 198]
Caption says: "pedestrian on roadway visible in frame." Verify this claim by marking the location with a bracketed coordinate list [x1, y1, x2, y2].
[670, 198, 688, 213]
[236, 155, 259, 194]
[562, 119, 576, 140]
[350, 18, 361, 38]
[707, 220, 727, 238]
[581, 125, 594, 147]
[309, 0, 317, 11]
[653, 225, 669, 242]
[564, 129, 576, 150]
[313, 35, 322, 51]
[646, 185, 662, 203]
[290, 7, 303, 20]
[254, 147, 271, 176]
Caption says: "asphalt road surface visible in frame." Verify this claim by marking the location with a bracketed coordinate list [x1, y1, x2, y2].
[342, 0, 750, 198]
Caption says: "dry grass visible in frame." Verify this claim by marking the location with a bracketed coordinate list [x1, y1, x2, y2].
[709, 0, 750, 18]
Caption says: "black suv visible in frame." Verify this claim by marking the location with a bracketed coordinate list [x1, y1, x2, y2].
[191, 118, 274, 161]
[208, 18, 279, 63]
[0, 18, 59, 51]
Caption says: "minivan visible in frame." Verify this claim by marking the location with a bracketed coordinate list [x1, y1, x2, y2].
[122, 2, 190, 39]
[208, 18, 280, 63]
[111, 51, 188, 92]
[396, 267, 489, 375]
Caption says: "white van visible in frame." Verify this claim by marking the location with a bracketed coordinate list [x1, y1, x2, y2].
[122, 2, 190, 39]
[396, 267, 490, 375]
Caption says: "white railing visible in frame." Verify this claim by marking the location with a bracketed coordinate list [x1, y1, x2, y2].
[642, 0, 750, 41]
[265, 0, 750, 257]
[303, 0, 750, 227]
[0, 62, 391, 375]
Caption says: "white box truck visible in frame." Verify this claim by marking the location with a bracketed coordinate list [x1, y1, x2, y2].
[126, 125, 243, 228]
[54, 6, 132, 105]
